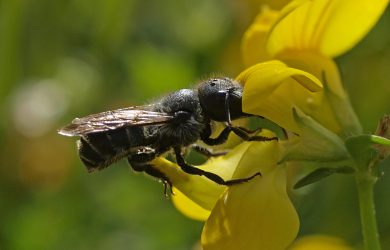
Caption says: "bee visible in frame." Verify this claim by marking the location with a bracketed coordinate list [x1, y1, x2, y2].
[58, 77, 277, 191]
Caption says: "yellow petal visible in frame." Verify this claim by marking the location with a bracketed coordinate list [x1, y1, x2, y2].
[278, 52, 362, 134]
[241, 7, 280, 67]
[318, 0, 389, 57]
[238, 60, 325, 133]
[241, 1, 311, 66]
[152, 141, 253, 212]
[278, 52, 345, 97]
[154, 130, 278, 220]
[201, 135, 298, 250]
[201, 167, 299, 250]
[290, 235, 353, 250]
[151, 157, 225, 211]
[267, 0, 389, 57]
[230, 130, 280, 176]
[171, 187, 211, 221]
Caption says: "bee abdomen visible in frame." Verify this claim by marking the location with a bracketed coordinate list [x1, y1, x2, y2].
[77, 137, 106, 171]
[77, 127, 146, 171]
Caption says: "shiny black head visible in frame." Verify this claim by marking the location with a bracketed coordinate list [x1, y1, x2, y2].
[197, 77, 247, 122]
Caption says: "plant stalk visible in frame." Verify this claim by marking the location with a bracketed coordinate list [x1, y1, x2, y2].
[355, 172, 381, 250]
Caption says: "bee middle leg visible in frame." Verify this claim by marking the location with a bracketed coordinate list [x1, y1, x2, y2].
[201, 122, 277, 146]
[174, 147, 260, 186]
[191, 144, 229, 158]
[229, 126, 278, 142]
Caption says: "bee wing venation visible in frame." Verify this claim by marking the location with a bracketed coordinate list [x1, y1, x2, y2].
[58, 106, 173, 136]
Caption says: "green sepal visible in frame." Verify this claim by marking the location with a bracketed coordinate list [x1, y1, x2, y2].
[294, 166, 355, 189]
[345, 135, 383, 174]
[279, 108, 349, 163]
[322, 72, 363, 137]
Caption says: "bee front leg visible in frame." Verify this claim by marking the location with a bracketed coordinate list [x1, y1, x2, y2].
[222, 91, 278, 142]
[174, 147, 260, 186]
[200, 122, 232, 146]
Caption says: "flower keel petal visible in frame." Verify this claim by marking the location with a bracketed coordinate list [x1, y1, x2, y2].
[201, 167, 299, 250]
[171, 187, 211, 221]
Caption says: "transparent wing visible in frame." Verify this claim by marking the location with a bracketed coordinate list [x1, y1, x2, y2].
[58, 106, 173, 136]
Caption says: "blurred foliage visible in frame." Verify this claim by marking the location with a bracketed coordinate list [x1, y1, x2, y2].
[0, 0, 388, 249]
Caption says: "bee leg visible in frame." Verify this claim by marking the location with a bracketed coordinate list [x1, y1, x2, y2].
[192, 144, 230, 157]
[174, 147, 260, 185]
[236, 126, 262, 134]
[129, 161, 173, 197]
[223, 91, 278, 142]
[201, 120, 276, 145]
[128, 148, 173, 197]
[129, 147, 156, 162]
[200, 122, 232, 146]
[129, 160, 173, 197]
[229, 126, 278, 142]
[144, 166, 173, 197]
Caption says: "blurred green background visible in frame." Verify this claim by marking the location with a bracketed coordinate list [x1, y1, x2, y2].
[0, 0, 388, 249]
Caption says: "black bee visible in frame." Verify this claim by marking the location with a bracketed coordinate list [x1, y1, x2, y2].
[58, 77, 277, 190]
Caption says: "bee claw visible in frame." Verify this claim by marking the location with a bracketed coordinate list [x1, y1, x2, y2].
[163, 179, 174, 198]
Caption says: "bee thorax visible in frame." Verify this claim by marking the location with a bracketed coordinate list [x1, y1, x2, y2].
[158, 119, 204, 147]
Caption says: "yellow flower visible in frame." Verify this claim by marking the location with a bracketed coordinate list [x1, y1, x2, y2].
[242, 0, 388, 136]
[290, 235, 354, 250]
[237, 60, 323, 134]
[151, 1, 388, 250]
[152, 130, 300, 250]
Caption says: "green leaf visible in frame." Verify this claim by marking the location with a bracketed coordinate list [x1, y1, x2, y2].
[294, 166, 355, 189]
[370, 135, 390, 146]
[347, 134, 390, 147]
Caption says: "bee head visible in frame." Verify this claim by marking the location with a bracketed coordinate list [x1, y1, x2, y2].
[198, 77, 247, 122]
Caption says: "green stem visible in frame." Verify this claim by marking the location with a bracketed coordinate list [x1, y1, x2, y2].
[355, 172, 381, 250]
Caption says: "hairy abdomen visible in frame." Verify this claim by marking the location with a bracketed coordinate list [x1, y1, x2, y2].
[77, 126, 148, 171]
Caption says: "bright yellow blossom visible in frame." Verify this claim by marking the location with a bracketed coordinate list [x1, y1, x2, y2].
[290, 235, 354, 250]
[242, 0, 388, 136]
[151, 0, 388, 249]
[153, 131, 300, 250]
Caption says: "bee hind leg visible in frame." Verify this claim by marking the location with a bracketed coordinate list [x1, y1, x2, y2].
[144, 166, 173, 197]
[174, 147, 260, 186]
[128, 147, 173, 197]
